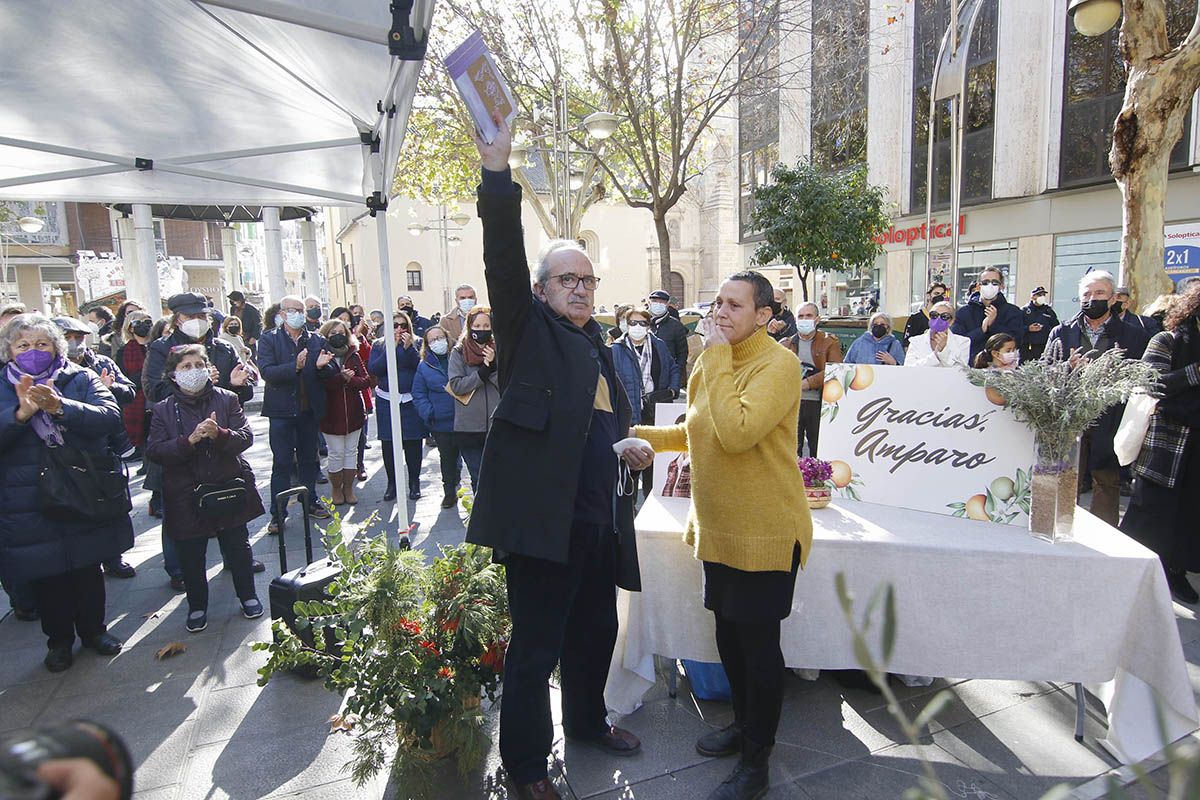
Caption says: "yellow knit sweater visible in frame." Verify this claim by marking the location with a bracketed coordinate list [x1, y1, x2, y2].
[636, 326, 812, 572]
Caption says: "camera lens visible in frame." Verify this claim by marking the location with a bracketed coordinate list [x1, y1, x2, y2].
[0, 720, 134, 800]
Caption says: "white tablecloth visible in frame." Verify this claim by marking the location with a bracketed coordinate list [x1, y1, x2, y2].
[605, 496, 1199, 763]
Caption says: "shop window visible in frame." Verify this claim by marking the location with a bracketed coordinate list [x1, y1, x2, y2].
[910, 0, 998, 212]
[1052, 230, 1120, 321]
[738, 0, 780, 242]
[912, 240, 1017, 306]
[406, 261, 423, 292]
[811, 0, 869, 171]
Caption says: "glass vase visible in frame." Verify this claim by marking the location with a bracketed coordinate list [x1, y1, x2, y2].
[1029, 437, 1081, 543]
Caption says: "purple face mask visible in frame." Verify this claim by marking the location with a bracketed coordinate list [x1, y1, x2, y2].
[929, 316, 951, 334]
[13, 348, 56, 375]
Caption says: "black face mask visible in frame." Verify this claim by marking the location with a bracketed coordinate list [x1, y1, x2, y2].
[131, 320, 153, 338]
[769, 301, 783, 317]
[306, 307, 322, 320]
[327, 333, 349, 349]
[399, 305, 414, 316]
[350, 315, 362, 327]
[470, 329, 493, 345]
[929, 294, 945, 305]
[871, 324, 889, 339]
[1110, 301, 1125, 316]
[1081, 298, 1110, 320]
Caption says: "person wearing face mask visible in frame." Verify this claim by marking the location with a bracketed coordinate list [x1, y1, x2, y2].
[951, 267, 1025, 363]
[227, 290, 262, 346]
[369, 311, 428, 501]
[844, 313, 906, 366]
[608, 304, 633, 343]
[611, 307, 681, 498]
[351, 315, 376, 483]
[648, 289, 690, 384]
[904, 302, 970, 368]
[413, 326, 465, 508]
[902, 283, 949, 348]
[440, 284, 479, 343]
[971, 333, 1019, 371]
[110, 300, 143, 355]
[303, 296, 324, 332]
[146, 344, 264, 634]
[0, 313, 133, 672]
[316, 319, 372, 505]
[1020, 287, 1060, 362]
[396, 295, 431, 338]
[446, 307, 502, 490]
[258, 295, 339, 530]
[113, 310, 154, 465]
[785, 303, 842, 457]
[765, 290, 797, 342]
[143, 293, 252, 408]
[218, 316, 254, 363]
[1046, 270, 1151, 524]
[1111, 286, 1163, 335]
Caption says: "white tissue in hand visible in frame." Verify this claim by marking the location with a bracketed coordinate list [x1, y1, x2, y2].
[612, 437, 652, 455]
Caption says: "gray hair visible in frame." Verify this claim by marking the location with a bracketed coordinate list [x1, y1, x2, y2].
[869, 312, 892, 328]
[0, 312, 67, 364]
[279, 294, 303, 309]
[930, 301, 955, 316]
[534, 239, 589, 286]
[454, 283, 476, 295]
[1079, 270, 1116, 295]
[796, 301, 820, 317]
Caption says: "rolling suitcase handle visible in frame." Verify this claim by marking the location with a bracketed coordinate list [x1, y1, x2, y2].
[274, 487, 314, 574]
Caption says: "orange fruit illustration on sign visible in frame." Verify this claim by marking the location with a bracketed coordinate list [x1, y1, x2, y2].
[849, 365, 874, 391]
[830, 460, 853, 489]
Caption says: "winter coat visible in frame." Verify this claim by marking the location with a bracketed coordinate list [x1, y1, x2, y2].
[413, 352, 457, 433]
[146, 383, 263, 541]
[319, 350, 371, 436]
[784, 330, 843, 390]
[76, 348, 137, 456]
[952, 293, 1025, 362]
[610, 333, 680, 422]
[368, 338, 426, 441]
[115, 339, 149, 447]
[768, 309, 798, 342]
[1135, 321, 1200, 489]
[650, 312, 691, 385]
[357, 339, 375, 413]
[902, 309, 930, 348]
[844, 331, 906, 365]
[232, 302, 263, 343]
[446, 345, 502, 434]
[256, 326, 337, 419]
[145, 329, 254, 406]
[1021, 302, 1060, 361]
[0, 362, 134, 584]
[464, 179, 639, 590]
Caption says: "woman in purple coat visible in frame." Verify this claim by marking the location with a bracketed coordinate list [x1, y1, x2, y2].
[147, 344, 264, 633]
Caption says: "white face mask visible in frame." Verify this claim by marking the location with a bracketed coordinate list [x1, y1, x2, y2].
[998, 351, 1018, 366]
[430, 338, 449, 356]
[180, 318, 209, 340]
[649, 302, 668, 317]
[796, 319, 817, 335]
[1034, 296, 1047, 306]
[174, 366, 209, 394]
[979, 283, 1000, 301]
[619, 321, 629, 333]
[458, 298, 476, 314]
[285, 310, 306, 330]
[628, 323, 649, 341]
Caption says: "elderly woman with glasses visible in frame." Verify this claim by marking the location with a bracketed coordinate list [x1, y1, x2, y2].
[0, 313, 133, 672]
[904, 301, 971, 368]
[368, 310, 427, 501]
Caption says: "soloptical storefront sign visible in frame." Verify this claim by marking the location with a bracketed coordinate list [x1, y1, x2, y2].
[820, 364, 1035, 525]
[1164, 223, 1200, 286]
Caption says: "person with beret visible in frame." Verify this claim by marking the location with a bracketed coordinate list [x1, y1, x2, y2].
[648, 289, 690, 385]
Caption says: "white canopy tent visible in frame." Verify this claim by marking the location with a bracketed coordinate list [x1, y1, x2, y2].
[0, 0, 436, 541]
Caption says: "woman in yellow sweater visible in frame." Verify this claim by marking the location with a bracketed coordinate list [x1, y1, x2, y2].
[636, 270, 811, 800]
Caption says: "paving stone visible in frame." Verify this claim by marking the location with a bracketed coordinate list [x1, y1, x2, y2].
[0, 680, 60, 733]
[53, 635, 222, 701]
[194, 675, 342, 747]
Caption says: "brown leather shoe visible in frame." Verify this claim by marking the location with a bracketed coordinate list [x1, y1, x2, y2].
[568, 724, 642, 757]
[513, 778, 562, 799]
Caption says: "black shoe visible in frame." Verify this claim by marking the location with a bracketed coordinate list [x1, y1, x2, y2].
[44, 646, 74, 673]
[309, 504, 331, 520]
[697, 723, 743, 758]
[251, 558, 265, 574]
[14, 607, 39, 622]
[148, 505, 162, 519]
[408, 487, 421, 500]
[186, 610, 208, 633]
[169, 575, 186, 593]
[317, 472, 329, 485]
[566, 725, 641, 757]
[136, 463, 148, 476]
[383, 484, 397, 502]
[706, 738, 770, 800]
[81, 632, 123, 656]
[102, 559, 137, 579]
[1168, 569, 1199, 604]
[440, 494, 457, 509]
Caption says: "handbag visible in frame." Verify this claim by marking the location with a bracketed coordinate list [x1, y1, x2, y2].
[193, 478, 248, 517]
[661, 452, 692, 498]
[1114, 392, 1158, 467]
[38, 444, 132, 523]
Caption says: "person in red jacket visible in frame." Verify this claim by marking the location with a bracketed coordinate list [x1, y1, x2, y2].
[318, 318, 372, 505]
[354, 318, 376, 482]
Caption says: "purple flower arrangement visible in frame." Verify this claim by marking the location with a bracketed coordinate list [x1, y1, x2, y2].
[798, 457, 833, 489]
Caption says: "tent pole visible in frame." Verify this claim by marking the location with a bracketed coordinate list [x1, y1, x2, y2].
[263, 207, 286, 300]
[0, 136, 137, 166]
[132, 204, 163, 314]
[160, 137, 361, 166]
[373, 211, 412, 546]
[0, 165, 133, 191]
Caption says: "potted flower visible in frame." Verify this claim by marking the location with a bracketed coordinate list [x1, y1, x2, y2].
[798, 456, 834, 509]
[254, 510, 510, 793]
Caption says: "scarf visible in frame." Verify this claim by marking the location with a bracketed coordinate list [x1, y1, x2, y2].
[461, 335, 490, 367]
[5, 355, 67, 446]
[625, 336, 654, 394]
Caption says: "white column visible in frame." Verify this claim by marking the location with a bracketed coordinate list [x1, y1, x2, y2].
[299, 219, 321, 303]
[263, 206, 285, 302]
[115, 214, 143, 303]
[132, 204, 162, 314]
[221, 226, 239, 302]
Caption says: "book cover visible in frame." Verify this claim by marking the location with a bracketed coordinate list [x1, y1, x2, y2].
[443, 30, 517, 145]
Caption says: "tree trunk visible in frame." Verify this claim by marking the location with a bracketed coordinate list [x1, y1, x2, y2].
[653, 211, 673, 293]
[796, 266, 810, 301]
[1111, 50, 1200, 306]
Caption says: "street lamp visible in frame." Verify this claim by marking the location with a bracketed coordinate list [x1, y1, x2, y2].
[17, 216, 44, 234]
[450, 211, 471, 228]
[582, 112, 623, 140]
[508, 142, 530, 171]
[1, 213, 46, 304]
[1069, 0, 1122, 36]
[408, 206, 470, 311]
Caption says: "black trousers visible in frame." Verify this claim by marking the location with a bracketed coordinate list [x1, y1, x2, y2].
[713, 614, 786, 748]
[175, 525, 257, 613]
[379, 439, 424, 490]
[430, 430, 462, 494]
[500, 522, 618, 785]
[798, 398, 821, 457]
[31, 565, 107, 649]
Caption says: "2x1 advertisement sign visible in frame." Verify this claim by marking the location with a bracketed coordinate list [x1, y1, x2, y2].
[819, 363, 1036, 526]
[1164, 223, 1200, 286]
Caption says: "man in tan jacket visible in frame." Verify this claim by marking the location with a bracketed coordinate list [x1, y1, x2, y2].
[438, 283, 478, 344]
[786, 301, 842, 457]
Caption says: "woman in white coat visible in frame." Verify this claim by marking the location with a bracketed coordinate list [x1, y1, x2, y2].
[905, 301, 970, 368]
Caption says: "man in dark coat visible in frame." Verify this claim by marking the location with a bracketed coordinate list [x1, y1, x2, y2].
[228, 290, 263, 345]
[1113, 285, 1164, 335]
[951, 266, 1025, 363]
[648, 289, 690, 388]
[396, 294, 431, 338]
[258, 294, 338, 529]
[85, 306, 115, 357]
[468, 119, 645, 800]
[1047, 270, 1150, 525]
[1020, 286, 1060, 362]
[143, 293, 253, 406]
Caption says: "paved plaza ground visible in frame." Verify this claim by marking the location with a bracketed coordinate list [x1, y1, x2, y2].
[2, 398, 1198, 799]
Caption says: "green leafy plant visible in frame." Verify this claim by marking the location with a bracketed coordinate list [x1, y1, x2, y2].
[253, 510, 509, 792]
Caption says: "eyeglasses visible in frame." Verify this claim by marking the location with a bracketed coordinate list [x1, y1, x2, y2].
[979, 279, 1002, 287]
[551, 273, 600, 290]
[930, 312, 953, 321]
[393, 323, 410, 331]
[627, 321, 649, 328]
